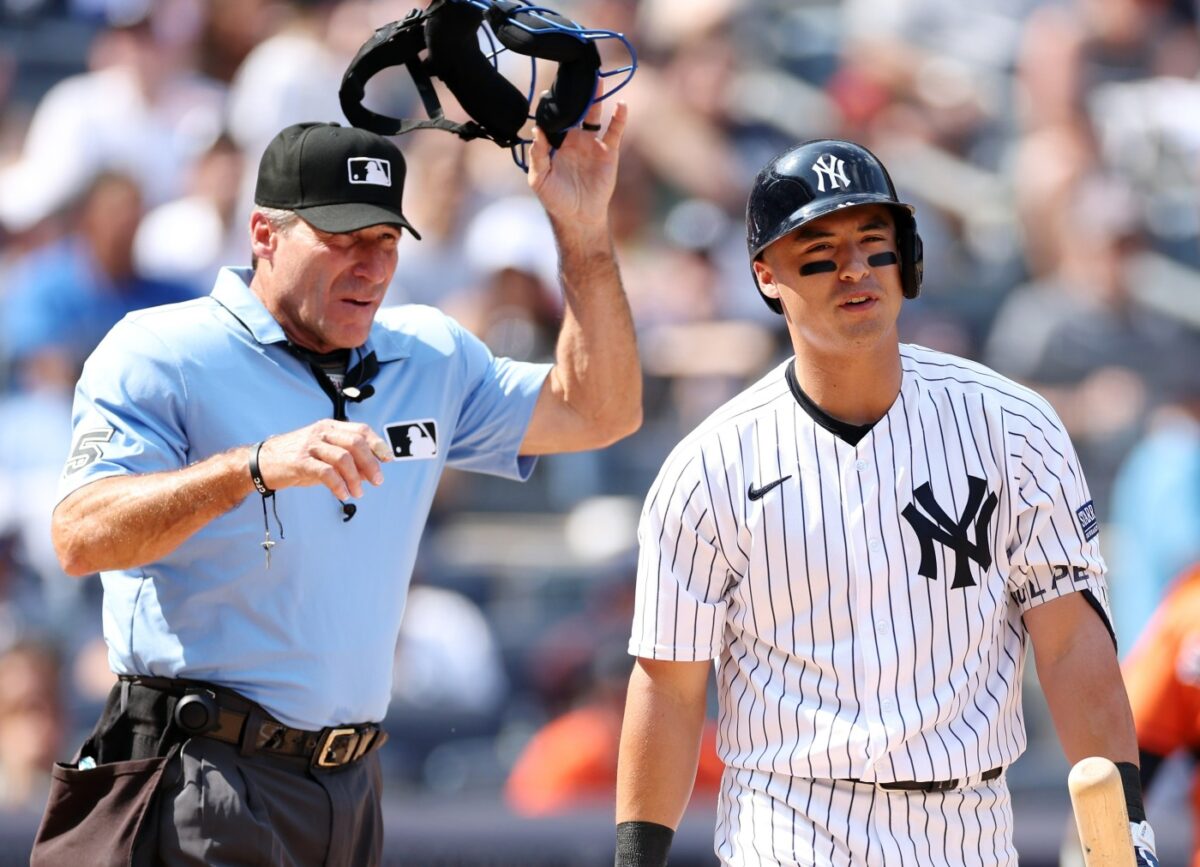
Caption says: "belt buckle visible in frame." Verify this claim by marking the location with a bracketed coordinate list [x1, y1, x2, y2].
[314, 727, 360, 769]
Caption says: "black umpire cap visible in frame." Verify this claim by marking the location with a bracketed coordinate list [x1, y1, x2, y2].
[254, 122, 422, 239]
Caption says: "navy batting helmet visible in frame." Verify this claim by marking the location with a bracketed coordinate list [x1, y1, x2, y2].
[746, 139, 923, 313]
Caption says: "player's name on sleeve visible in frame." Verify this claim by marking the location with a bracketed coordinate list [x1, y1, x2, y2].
[1009, 565, 1092, 606]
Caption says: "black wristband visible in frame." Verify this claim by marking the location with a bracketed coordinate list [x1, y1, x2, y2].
[249, 440, 273, 496]
[615, 820, 674, 867]
[1115, 761, 1146, 823]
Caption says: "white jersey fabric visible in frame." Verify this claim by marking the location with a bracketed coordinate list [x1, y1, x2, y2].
[630, 344, 1111, 784]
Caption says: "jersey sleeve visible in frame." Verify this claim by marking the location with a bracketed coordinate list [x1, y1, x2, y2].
[443, 316, 551, 480]
[57, 317, 189, 502]
[629, 445, 733, 661]
[1123, 577, 1200, 757]
[1004, 403, 1111, 622]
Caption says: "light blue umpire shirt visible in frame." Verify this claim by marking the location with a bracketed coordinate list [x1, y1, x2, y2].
[58, 267, 551, 730]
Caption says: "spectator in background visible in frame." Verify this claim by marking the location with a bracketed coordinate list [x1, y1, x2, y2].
[226, 0, 376, 229]
[505, 642, 724, 817]
[0, 535, 49, 647]
[384, 577, 511, 787]
[0, 640, 65, 813]
[984, 174, 1195, 511]
[0, 6, 225, 224]
[1017, 0, 1190, 136]
[1108, 364, 1200, 651]
[390, 581, 509, 719]
[386, 133, 475, 307]
[192, 0, 279, 86]
[1012, 0, 1197, 274]
[2, 171, 195, 386]
[0, 170, 192, 629]
[448, 195, 563, 363]
[835, 0, 1025, 155]
[1120, 563, 1200, 866]
[133, 134, 247, 294]
[0, 385, 78, 629]
[622, 0, 747, 211]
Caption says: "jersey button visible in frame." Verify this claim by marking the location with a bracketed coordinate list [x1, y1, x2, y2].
[881, 698, 895, 712]
[855, 459, 869, 472]
[868, 538, 882, 551]
[876, 618, 890, 634]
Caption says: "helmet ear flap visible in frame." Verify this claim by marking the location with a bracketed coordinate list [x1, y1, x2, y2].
[898, 211, 923, 299]
[425, 2, 529, 146]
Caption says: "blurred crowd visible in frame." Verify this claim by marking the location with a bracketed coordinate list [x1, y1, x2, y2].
[0, 0, 1198, 828]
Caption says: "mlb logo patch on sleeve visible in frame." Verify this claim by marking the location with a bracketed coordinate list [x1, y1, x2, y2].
[1075, 500, 1099, 541]
[385, 420, 438, 460]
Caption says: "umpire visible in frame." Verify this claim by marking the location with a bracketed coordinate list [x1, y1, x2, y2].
[33, 103, 636, 865]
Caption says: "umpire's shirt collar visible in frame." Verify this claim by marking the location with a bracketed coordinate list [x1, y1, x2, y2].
[210, 266, 411, 361]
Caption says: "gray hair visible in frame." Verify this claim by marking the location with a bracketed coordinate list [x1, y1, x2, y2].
[256, 206, 301, 232]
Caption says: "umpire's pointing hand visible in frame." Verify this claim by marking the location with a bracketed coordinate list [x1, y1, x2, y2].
[256, 420, 392, 500]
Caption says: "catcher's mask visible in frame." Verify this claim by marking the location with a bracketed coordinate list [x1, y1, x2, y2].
[339, 0, 637, 171]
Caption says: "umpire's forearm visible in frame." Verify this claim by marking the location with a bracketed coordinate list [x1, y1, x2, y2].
[616, 658, 710, 828]
[52, 447, 254, 576]
[548, 219, 642, 447]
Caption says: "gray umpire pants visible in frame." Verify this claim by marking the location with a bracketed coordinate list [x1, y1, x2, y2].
[154, 736, 384, 867]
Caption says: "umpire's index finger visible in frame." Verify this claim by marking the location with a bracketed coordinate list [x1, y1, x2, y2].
[328, 420, 394, 462]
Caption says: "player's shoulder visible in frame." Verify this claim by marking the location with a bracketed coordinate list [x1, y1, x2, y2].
[654, 360, 793, 478]
[901, 343, 1067, 433]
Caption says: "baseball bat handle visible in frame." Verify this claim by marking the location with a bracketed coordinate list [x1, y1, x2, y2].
[1068, 757, 1135, 867]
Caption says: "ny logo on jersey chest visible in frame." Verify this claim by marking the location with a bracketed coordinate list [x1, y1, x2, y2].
[901, 476, 997, 589]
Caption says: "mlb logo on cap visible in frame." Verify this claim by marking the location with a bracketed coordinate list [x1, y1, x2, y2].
[348, 158, 391, 187]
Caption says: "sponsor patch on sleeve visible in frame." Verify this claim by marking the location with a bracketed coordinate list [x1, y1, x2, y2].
[1075, 500, 1099, 542]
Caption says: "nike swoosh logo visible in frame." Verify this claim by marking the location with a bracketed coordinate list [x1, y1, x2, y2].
[747, 475, 792, 501]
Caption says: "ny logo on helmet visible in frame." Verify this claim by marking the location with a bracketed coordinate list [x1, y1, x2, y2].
[812, 154, 850, 192]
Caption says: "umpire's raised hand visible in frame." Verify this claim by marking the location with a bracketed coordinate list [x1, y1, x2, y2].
[527, 90, 628, 230]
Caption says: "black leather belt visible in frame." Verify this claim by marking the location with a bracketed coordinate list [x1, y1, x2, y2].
[119, 676, 388, 770]
[850, 766, 1003, 792]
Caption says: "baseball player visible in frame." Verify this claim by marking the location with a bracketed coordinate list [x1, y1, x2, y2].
[614, 140, 1158, 866]
[34, 104, 636, 865]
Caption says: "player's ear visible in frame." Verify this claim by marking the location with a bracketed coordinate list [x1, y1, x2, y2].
[753, 258, 781, 301]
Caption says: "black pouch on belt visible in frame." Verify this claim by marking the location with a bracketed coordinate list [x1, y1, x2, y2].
[31, 680, 183, 867]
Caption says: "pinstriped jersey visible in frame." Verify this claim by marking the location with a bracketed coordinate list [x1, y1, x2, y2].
[629, 343, 1111, 783]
